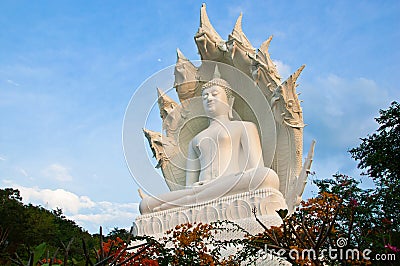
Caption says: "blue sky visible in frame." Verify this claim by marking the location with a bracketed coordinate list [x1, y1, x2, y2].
[1, 1, 399, 233]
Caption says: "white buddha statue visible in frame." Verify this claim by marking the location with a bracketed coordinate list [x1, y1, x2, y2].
[139, 77, 282, 214]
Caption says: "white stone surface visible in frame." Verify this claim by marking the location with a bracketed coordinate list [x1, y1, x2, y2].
[136, 188, 286, 236]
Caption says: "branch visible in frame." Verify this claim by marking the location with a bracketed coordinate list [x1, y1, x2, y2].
[99, 226, 104, 263]
[315, 202, 342, 250]
[115, 243, 153, 266]
[287, 218, 308, 249]
[300, 213, 316, 246]
[48, 247, 59, 266]
[252, 207, 269, 231]
[61, 238, 74, 266]
[82, 238, 94, 266]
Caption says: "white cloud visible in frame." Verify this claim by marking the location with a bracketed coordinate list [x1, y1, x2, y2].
[3, 183, 139, 234]
[2, 179, 13, 185]
[297, 73, 392, 195]
[16, 185, 95, 214]
[43, 163, 73, 182]
[302, 74, 390, 152]
[19, 168, 28, 177]
[0, 156, 5, 161]
[6, 79, 20, 86]
[273, 60, 292, 81]
[70, 202, 139, 232]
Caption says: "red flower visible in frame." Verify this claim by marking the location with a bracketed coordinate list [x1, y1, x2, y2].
[349, 198, 359, 207]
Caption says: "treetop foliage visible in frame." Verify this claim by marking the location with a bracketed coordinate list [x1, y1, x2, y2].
[349, 101, 400, 186]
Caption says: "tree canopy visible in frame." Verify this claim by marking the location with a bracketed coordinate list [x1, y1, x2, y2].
[0, 188, 96, 265]
[349, 101, 400, 231]
[349, 101, 400, 186]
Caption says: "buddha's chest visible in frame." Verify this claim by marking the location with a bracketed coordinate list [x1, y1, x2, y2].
[193, 126, 242, 154]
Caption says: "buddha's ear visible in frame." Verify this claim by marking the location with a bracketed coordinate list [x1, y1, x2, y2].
[228, 97, 235, 120]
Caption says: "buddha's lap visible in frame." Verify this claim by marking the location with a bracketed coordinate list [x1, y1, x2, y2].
[140, 167, 279, 213]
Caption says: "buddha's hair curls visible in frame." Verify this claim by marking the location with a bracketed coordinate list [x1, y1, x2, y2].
[201, 78, 233, 99]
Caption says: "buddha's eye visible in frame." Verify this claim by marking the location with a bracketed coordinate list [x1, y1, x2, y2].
[211, 91, 219, 96]
[202, 94, 208, 100]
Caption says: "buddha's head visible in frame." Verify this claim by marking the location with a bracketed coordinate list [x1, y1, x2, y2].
[201, 78, 234, 118]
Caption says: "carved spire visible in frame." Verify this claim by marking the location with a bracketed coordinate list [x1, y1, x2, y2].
[256, 35, 281, 87]
[195, 3, 227, 61]
[157, 88, 178, 121]
[274, 65, 306, 128]
[176, 48, 186, 62]
[197, 3, 223, 43]
[287, 140, 316, 213]
[213, 64, 221, 79]
[174, 48, 199, 102]
[175, 48, 198, 74]
[260, 35, 272, 51]
[283, 65, 306, 93]
[229, 13, 253, 50]
[225, 12, 255, 76]
[142, 128, 164, 168]
[138, 188, 148, 199]
[293, 65, 305, 81]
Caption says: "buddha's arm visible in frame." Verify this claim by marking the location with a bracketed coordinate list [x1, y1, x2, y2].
[185, 140, 200, 187]
[242, 122, 265, 169]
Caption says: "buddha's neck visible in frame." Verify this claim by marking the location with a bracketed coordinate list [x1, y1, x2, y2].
[209, 115, 230, 126]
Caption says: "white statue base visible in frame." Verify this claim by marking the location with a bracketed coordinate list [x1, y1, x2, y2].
[135, 187, 287, 236]
[134, 188, 290, 265]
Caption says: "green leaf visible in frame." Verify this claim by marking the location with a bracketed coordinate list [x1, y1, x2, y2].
[33, 242, 47, 265]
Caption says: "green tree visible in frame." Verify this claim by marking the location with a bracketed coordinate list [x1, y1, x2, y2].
[107, 227, 131, 242]
[349, 101, 400, 185]
[0, 188, 96, 264]
[0, 188, 26, 255]
[349, 101, 400, 231]
[314, 174, 396, 258]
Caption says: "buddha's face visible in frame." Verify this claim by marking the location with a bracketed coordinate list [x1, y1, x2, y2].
[202, 85, 230, 117]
